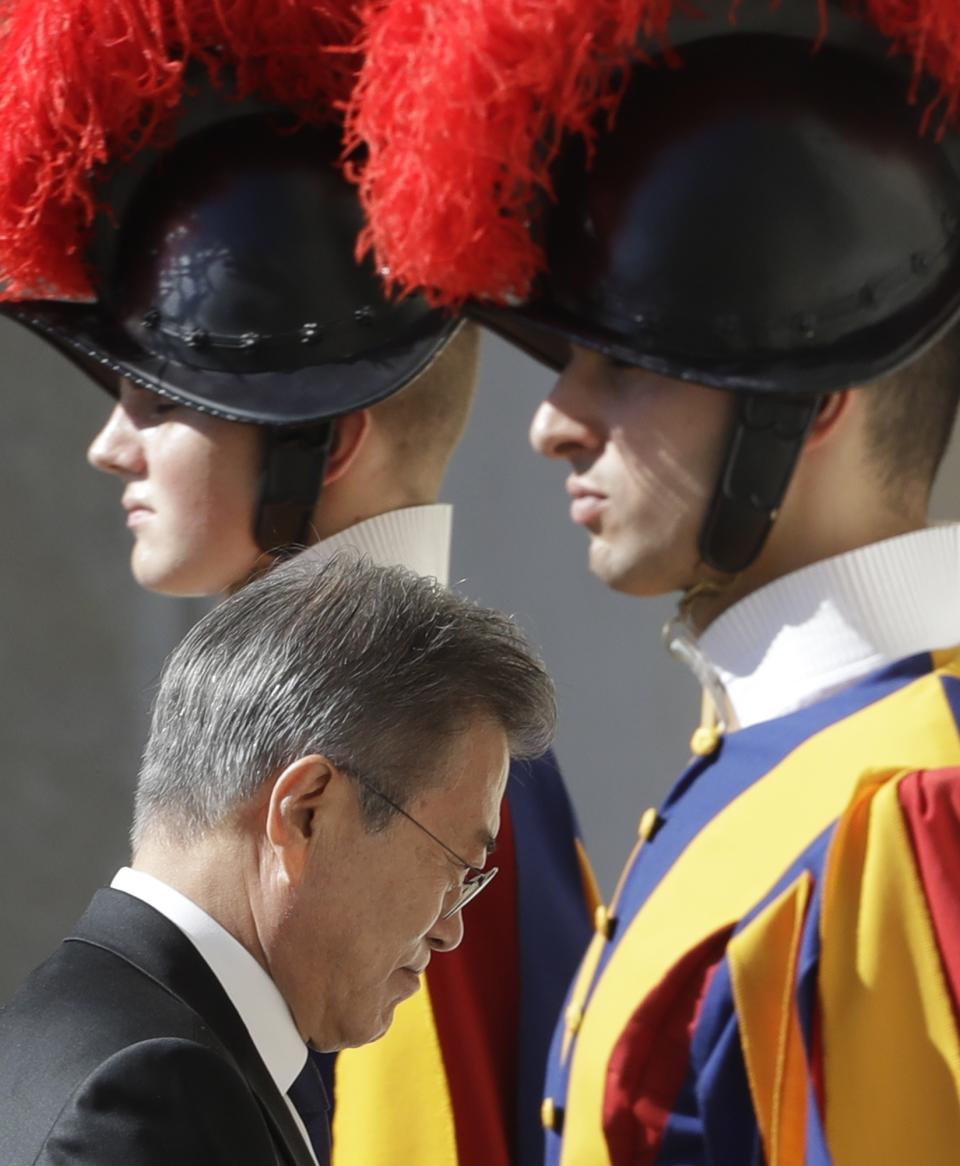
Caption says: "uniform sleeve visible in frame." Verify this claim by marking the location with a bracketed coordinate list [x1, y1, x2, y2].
[727, 767, 960, 1166]
[38, 1038, 281, 1166]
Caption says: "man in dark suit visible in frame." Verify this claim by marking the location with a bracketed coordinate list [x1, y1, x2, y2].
[0, 553, 555, 1165]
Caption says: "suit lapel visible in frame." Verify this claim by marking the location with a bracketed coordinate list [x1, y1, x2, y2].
[68, 889, 319, 1166]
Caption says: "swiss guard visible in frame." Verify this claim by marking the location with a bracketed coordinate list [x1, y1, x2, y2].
[0, 3, 596, 1166]
[346, 0, 960, 1163]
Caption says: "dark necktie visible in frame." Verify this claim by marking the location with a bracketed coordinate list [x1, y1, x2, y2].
[287, 1057, 331, 1165]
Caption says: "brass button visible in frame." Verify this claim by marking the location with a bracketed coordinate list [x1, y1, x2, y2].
[565, 1003, 583, 1035]
[638, 807, 660, 842]
[690, 724, 722, 756]
[594, 904, 616, 940]
[541, 1097, 560, 1131]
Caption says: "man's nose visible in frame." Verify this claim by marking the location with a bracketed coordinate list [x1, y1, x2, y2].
[427, 907, 464, 954]
[87, 404, 145, 477]
[529, 368, 604, 461]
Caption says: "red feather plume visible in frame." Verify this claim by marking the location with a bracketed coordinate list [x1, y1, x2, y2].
[0, 0, 362, 301]
[345, 0, 960, 308]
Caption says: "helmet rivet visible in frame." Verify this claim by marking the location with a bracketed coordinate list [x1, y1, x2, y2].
[185, 328, 209, 349]
[141, 308, 161, 330]
[633, 309, 660, 334]
[911, 251, 930, 275]
[300, 322, 323, 344]
[859, 282, 879, 308]
[240, 332, 260, 349]
[797, 313, 817, 341]
[354, 306, 376, 326]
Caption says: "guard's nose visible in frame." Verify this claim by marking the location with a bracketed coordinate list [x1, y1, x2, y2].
[530, 363, 605, 462]
[87, 403, 145, 478]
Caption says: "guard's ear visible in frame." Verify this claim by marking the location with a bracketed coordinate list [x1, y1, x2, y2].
[264, 754, 338, 883]
[802, 390, 852, 451]
[323, 410, 372, 485]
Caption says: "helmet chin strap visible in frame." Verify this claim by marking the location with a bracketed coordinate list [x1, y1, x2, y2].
[255, 421, 337, 556]
[663, 392, 822, 745]
[697, 392, 823, 575]
[670, 391, 823, 640]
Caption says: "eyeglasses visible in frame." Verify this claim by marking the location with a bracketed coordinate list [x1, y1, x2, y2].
[354, 777, 499, 919]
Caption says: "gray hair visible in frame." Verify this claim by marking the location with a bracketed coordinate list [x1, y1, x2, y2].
[133, 552, 556, 845]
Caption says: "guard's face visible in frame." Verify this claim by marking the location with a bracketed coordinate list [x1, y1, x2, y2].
[271, 718, 509, 1053]
[87, 381, 262, 595]
[530, 346, 734, 596]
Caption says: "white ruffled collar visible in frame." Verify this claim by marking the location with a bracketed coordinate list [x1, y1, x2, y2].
[694, 524, 960, 728]
[302, 504, 451, 585]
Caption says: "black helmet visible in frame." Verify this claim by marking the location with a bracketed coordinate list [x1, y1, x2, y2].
[348, 0, 960, 571]
[472, 4, 960, 397]
[9, 113, 453, 430]
[7, 112, 455, 549]
[0, 4, 455, 553]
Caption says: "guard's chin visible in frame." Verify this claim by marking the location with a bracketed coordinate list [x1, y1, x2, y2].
[131, 547, 241, 598]
[131, 550, 176, 596]
[588, 540, 637, 593]
[588, 541, 679, 598]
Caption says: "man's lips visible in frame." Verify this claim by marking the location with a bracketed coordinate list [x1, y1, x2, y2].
[566, 479, 608, 527]
[122, 495, 154, 526]
[395, 961, 429, 998]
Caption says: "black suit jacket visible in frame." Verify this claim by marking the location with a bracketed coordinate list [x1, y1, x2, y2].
[0, 889, 321, 1166]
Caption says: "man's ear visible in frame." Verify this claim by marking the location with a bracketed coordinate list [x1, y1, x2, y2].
[324, 409, 372, 485]
[264, 754, 337, 883]
[802, 390, 853, 451]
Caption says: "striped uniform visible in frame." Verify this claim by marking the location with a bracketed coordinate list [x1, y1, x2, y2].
[325, 753, 597, 1166]
[543, 648, 960, 1166]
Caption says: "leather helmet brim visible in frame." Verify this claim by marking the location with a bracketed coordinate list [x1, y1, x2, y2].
[6, 300, 457, 426]
[468, 281, 960, 396]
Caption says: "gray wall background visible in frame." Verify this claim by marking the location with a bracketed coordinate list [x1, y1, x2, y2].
[3, 317, 958, 999]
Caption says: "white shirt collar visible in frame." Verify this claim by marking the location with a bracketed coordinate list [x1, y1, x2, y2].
[110, 867, 308, 1095]
[303, 504, 452, 585]
[696, 524, 960, 729]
